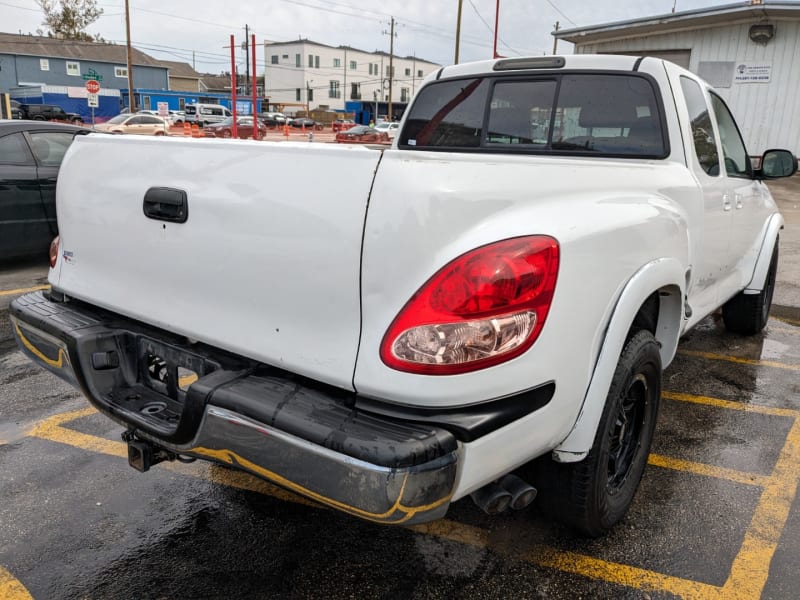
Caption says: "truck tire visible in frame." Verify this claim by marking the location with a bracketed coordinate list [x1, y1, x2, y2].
[535, 329, 661, 537]
[722, 240, 778, 335]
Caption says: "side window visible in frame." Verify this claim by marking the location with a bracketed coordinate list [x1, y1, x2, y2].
[399, 78, 490, 148]
[709, 93, 751, 179]
[128, 116, 144, 125]
[0, 133, 34, 165]
[29, 132, 76, 167]
[679, 77, 720, 176]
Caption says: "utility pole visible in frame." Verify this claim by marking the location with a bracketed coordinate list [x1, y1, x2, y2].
[552, 21, 560, 55]
[124, 0, 135, 111]
[382, 18, 396, 120]
[455, 0, 463, 64]
[343, 48, 347, 109]
[244, 24, 250, 95]
[493, 0, 500, 58]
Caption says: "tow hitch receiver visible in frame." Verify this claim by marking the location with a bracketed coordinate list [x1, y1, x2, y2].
[123, 430, 176, 472]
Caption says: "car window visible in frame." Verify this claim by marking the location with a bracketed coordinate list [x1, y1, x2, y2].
[400, 73, 666, 157]
[0, 133, 34, 165]
[28, 132, 75, 167]
[128, 116, 144, 125]
[679, 77, 720, 176]
[709, 92, 751, 179]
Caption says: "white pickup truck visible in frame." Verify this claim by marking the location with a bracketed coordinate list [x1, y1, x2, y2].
[11, 55, 797, 536]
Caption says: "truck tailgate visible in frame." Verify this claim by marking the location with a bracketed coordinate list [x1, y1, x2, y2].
[52, 135, 381, 390]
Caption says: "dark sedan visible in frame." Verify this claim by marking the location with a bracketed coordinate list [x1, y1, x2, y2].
[335, 125, 391, 144]
[0, 120, 90, 260]
[290, 117, 323, 130]
[203, 116, 267, 139]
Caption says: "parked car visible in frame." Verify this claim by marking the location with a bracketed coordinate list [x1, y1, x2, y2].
[95, 114, 169, 136]
[9, 99, 23, 119]
[0, 120, 91, 260]
[332, 118, 355, 132]
[204, 116, 267, 139]
[259, 112, 291, 127]
[375, 121, 399, 139]
[335, 125, 390, 144]
[184, 103, 232, 126]
[17, 103, 83, 124]
[290, 117, 323, 130]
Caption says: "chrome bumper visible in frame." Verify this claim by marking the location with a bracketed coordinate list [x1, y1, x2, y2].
[11, 292, 458, 525]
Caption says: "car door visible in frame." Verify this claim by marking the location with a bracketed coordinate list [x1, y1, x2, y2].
[708, 93, 770, 289]
[27, 130, 87, 235]
[0, 131, 51, 259]
[675, 75, 734, 318]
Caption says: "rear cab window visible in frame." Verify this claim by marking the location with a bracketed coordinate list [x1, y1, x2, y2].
[399, 72, 668, 158]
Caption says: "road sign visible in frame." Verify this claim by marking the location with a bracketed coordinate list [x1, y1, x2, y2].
[87, 94, 99, 108]
[85, 79, 100, 94]
[81, 68, 103, 82]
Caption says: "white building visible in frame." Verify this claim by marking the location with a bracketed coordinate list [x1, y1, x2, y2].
[553, 1, 800, 155]
[263, 39, 440, 115]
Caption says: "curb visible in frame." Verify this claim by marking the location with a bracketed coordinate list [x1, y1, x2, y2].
[772, 304, 800, 323]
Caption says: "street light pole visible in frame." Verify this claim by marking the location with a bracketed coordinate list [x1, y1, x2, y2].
[454, 0, 464, 64]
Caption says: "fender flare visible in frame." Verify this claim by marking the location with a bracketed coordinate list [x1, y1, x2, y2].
[553, 257, 685, 462]
[744, 213, 784, 294]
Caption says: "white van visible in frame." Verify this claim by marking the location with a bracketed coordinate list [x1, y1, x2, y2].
[184, 103, 231, 126]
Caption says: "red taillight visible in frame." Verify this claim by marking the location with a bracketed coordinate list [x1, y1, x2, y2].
[49, 236, 60, 269]
[380, 236, 559, 375]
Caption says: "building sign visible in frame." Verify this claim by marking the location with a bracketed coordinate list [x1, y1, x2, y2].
[733, 63, 771, 84]
[157, 102, 169, 117]
[81, 67, 104, 82]
[87, 93, 99, 108]
[236, 101, 252, 115]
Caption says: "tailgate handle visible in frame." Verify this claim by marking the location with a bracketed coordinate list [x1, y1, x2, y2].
[143, 187, 188, 223]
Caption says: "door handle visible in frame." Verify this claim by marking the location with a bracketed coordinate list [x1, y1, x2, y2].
[735, 193, 744, 209]
[722, 194, 732, 211]
[143, 187, 188, 223]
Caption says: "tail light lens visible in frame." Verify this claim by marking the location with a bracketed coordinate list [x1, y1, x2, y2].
[49, 236, 60, 269]
[380, 236, 559, 375]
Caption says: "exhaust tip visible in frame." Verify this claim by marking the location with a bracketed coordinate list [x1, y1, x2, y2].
[470, 482, 512, 515]
[499, 473, 537, 510]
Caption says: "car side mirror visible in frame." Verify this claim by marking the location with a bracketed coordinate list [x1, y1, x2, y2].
[757, 149, 798, 179]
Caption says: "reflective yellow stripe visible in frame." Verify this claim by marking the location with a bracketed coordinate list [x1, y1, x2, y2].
[648, 453, 770, 487]
[678, 349, 799, 371]
[13, 323, 66, 369]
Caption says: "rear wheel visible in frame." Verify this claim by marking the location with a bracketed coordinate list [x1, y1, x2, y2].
[535, 330, 661, 536]
[222, 130, 232, 138]
[722, 239, 778, 335]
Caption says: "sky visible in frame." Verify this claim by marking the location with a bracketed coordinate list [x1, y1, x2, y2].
[3, 0, 728, 73]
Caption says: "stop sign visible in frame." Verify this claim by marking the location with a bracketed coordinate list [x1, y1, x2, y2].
[85, 79, 100, 94]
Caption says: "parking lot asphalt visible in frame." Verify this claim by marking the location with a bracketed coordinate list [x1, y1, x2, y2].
[0, 177, 798, 599]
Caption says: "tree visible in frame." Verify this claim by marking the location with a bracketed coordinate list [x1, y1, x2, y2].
[35, 0, 103, 42]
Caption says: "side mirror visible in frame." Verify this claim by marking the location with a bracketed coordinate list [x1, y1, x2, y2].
[758, 149, 798, 179]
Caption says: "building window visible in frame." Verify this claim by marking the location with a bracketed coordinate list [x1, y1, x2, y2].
[401, 87, 409, 102]
[40, 59, 49, 71]
[405, 68, 411, 76]
[328, 81, 340, 99]
[295, 54, 301, 67]
[417, 69, 423, 78]
[143, 96, 151, 110]
[115, 66, 127, 78]
[66, 61, 80, 76]
[282, 54, 289, 59]
[350, 82, 361, 100]
[271, 55, 279, 64]
[333, 58, 341, 68]
[308, 54, 313, 67]
[308, 87, 314, 102]
[315, 55, 320, 69]
[179, 98, 185, 110]
[350, 60, 357, 70]
[296, 88, 301, 101]
[368, 64, 373, 75]
[386, 66, 394, 77]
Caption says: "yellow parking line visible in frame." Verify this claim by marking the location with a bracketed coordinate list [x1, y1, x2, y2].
[663, 391, 799, 418]
[22, 398, 800, 600]
[0, 285, 49, 297]
[0, 566, 33, 600]
[678, 349, 799, 371]
[772, 315, 800, 327]
[720, 416, 800, 598]
[648, 454, 770, 487]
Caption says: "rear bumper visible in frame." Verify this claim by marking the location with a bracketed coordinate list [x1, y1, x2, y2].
[11, 291, 458, 525]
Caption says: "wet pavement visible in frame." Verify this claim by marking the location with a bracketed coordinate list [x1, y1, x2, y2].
[1, 178, 799, 600]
